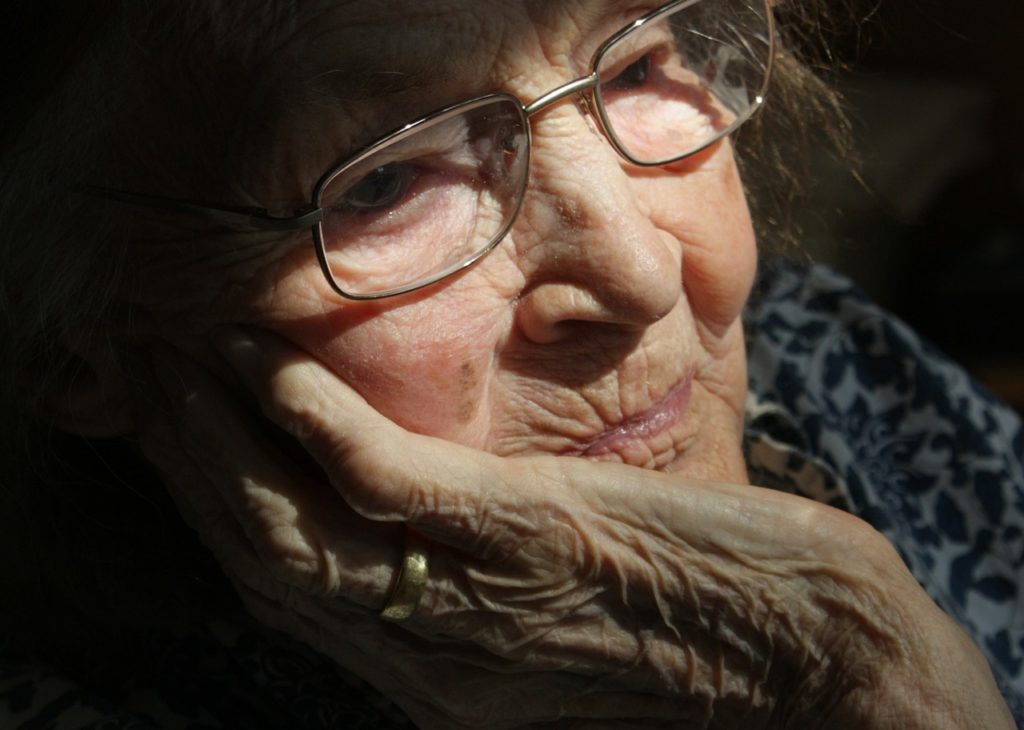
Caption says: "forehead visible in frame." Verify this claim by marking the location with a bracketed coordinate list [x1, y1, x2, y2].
[261, 0, 627, 95]
[216, 0, 639, 202]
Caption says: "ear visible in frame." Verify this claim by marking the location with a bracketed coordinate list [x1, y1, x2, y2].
[36, 342, 135, 438]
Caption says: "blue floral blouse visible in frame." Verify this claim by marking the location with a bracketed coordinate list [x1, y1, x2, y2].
[3, 261, 1022, 727]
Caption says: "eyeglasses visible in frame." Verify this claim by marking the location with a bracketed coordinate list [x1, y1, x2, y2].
[86, 0, 774, 300]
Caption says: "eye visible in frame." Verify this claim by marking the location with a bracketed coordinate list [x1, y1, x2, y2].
[606, 53, 652, 91]
[479, 122, 525, 180]
[341, 162, 417, 211]
[498, 129, 519, 171]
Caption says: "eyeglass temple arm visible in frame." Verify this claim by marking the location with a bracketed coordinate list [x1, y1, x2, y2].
[75, 185, 324, 232]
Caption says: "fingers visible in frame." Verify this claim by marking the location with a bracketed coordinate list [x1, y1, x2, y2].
[241, 580, 702, 730]
[203, 326, 817, 622]
[145, 345, 402, 608]
[211, 325, 547, 555]
[137, 388, 310, 611]
[141, 333, 840, 723]
[210, 324, 833, 564]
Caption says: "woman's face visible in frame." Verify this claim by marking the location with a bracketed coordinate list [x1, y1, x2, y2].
[131, 0, 758, 484]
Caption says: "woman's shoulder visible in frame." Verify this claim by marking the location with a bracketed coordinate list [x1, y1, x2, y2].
[744, 258, 1024, 719]
[744, 258, 1022, 473]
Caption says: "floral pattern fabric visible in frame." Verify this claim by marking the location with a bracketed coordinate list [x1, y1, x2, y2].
[3, 260, 1022, 727]
[745, 261, 1024, 724]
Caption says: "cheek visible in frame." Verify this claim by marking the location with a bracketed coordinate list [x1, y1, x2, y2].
[650, 149, 757, 334]
[277, 287, 509, 443]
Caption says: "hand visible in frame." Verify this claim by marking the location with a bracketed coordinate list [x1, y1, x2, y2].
[138, 328, 1013, 729]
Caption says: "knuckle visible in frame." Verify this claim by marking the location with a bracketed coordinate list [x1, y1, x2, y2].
[252, 523, 334, 595]
[237, 487, 338, 596]
[264, 369, 322, 441]
[327, 442, 422, 521]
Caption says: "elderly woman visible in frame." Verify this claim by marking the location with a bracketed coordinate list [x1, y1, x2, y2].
[1, 0, 1021, 727]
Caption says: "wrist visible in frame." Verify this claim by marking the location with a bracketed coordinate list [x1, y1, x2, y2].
[776, 516, 1013, 729]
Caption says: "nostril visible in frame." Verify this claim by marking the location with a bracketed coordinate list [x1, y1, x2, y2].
[514, 276, 678, 346]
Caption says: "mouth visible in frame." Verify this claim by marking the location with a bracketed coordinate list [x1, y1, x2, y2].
[562, 375, 694, 459]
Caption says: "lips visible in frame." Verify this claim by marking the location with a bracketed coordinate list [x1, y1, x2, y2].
[563, 375, 693, 458]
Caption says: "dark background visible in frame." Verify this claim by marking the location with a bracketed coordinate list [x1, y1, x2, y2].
[801, 0, 1024, 411]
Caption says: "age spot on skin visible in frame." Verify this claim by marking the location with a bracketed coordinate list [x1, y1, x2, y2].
[457, 361, 480, 423]
[556, 198, 586, 232]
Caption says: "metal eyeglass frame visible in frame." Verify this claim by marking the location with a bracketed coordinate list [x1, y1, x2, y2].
[81, 0, 775, 300]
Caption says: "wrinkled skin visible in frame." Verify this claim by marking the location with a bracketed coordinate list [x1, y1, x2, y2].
[108, 0, 1012, 727]
[139, 331, 1010, 728]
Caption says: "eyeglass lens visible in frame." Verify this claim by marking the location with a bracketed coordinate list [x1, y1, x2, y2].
[315, 0, 770, 297]
[596, 0, 770, 165]
[316, 97, 529, 297]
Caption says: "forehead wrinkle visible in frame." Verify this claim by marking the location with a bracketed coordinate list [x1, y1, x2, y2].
[524, 0, 621, 30]
[512, 0, 643, 87]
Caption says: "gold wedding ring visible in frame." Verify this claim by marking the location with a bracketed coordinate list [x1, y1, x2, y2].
[381, 529, 430, 622]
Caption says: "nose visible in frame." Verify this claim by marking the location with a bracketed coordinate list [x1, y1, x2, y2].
[511, 108, 682, 345]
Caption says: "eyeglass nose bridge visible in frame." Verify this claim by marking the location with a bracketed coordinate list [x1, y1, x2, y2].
[522, 73, 600, 118]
